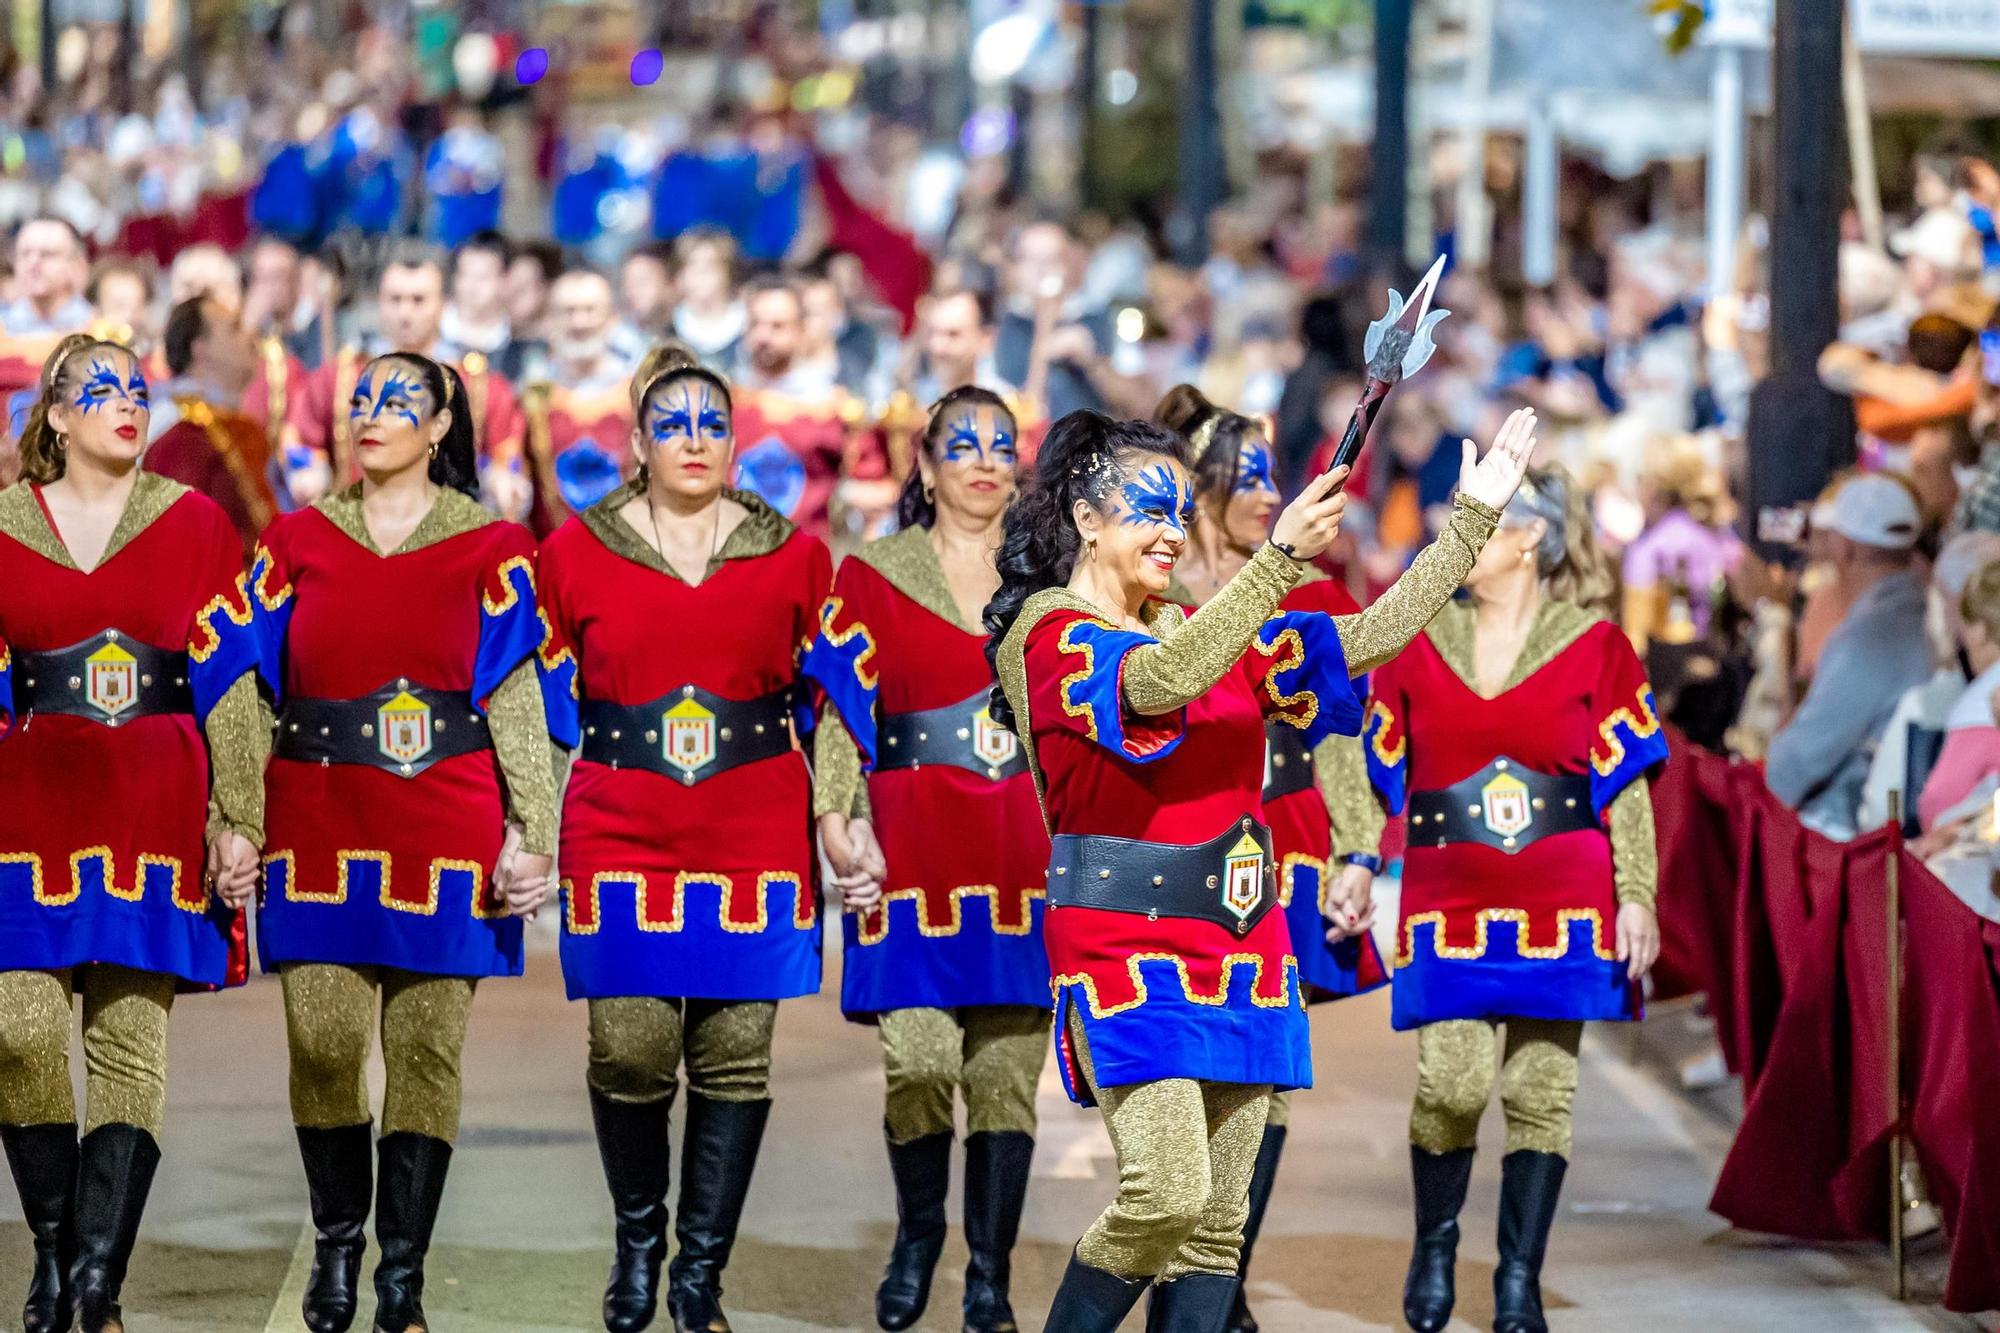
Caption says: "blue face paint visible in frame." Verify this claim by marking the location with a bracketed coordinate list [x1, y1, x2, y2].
[1117, 462, 1194, 538]
[649, 380, 730, 447]
[1234, 440, 1276, 495]
[72, 357, 148, 414]
[348, 363, 427, 433]
[939, 411, 1018, 469]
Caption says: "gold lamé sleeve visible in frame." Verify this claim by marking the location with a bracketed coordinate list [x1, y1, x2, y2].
[1608, 778, 1658, 911]
[1333, 494, 1500, 675]
[1316, 734, 1386, 860]
[812, 703, 872, 821]
[203, 673, 270, 846]
[488, 661, 559, 857]
[1122, 542, 1303, 716]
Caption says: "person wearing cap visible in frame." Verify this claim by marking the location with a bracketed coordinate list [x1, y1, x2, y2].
[1767, 473, 1934, 840]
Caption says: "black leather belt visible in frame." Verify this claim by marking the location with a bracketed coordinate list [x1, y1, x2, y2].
[876, 689, 1028, 782]
[580, 683, 796, 786]
[1047, 814, 1278, 937]
[1407, 756, 1598, 855]
[1262, 723, 1316, 802]
[274, 681, 490, 778]
[12, 630, 192, 726]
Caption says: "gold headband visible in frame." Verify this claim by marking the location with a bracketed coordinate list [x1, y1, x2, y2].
[1189, 412, 1223, 461]
[46, 336, 117, 391]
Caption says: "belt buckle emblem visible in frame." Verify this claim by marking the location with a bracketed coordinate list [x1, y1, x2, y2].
[1222, 830, 1267, 925]
[1480, 770, 1533, 838]
[378, 690, 435, 766]
[971, 706, 1017, 768]
[84, 640, 138, 718]
[662, 696, 717, 779]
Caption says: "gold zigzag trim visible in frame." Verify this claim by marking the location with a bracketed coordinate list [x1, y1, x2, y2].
[1364, 698, 1404, 767]
[1054, 951, 1302, 1019]
[816, 596, 881, 690]
[1055, 615, 1118, 742]
[1590, 685, 1662, 777]
[1394, 907, 1612, 969]
[852, 883, 1045, 945]
[1254, 625, 1320, 730]
[481, 555, 536, 617]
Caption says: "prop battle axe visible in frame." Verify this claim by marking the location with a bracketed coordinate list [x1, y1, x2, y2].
[1325, 254, 1451, 480]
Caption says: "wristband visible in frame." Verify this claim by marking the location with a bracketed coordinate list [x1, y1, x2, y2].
[1270, 540, 1309, 563]
[1340, 852, 1382, 875]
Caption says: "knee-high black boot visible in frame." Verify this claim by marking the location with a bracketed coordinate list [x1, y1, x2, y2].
[371, 1132, 452, 1333]
[875, 1127, 951, 1330]
[1403, 1146, 1474, 1333]
[666, 1093, 770, 1333]
[961, 1130, 1033, 1333]
[1043, 1249, 1147, 1333]
[1493, 1151, 1565, 1333]
[3, 1122, 77, 1333]
[297, 1124, 373, 1333]
[1225, 1124, 1285, 1333]
[1145, 1274, 1238, 1333]
[591, 1090, 672, 1333]
[70, 1123, 161, 1333]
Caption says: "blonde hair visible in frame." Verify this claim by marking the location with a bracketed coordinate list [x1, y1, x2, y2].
[627, 341, 702, 419]
[19, 333, 131, 485]
[1505, 463, 1616, 612]
[1960, 558, 2000, 646]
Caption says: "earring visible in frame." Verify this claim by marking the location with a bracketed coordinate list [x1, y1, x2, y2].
[923, 482, 935, 503]
[428, 440, 440, 460]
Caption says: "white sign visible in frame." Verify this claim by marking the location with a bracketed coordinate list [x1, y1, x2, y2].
[1852, 0, 2000, 57]
[1703, 0, 1772, 47]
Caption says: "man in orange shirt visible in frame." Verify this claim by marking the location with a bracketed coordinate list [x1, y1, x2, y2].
[145, 296, 279, 555]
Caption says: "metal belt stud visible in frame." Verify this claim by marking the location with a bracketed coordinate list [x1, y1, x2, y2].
[397, 677, 410, 691]
[361, 723, 375, 738]
[67, 676, 80, 690]
[645, 729, 659, 743]
[1098, 868, 1111, 879]
[140, 673, 153, 687]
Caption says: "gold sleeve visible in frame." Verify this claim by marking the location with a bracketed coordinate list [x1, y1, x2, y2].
[1332, 495, 1500, 675]
[1317, 734, 1386, 860]
[1608, 778, 1658, 911]
[1121, 542, 1303, 716]
[812, 703, 872, 821]
[203, 673, 270, 846]
[488, 661, 560, 857]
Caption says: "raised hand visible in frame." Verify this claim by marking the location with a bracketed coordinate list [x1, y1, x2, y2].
[1269, 465, 1351, 563]
[1456, 407, 1539, 513]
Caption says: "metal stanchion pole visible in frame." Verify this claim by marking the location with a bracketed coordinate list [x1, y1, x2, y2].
[1886, 792, 1905, 1301]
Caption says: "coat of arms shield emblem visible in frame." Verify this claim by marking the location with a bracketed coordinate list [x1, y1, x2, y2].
[1222, 831, 1268, 922]
[662, 697, 718, 777]
[84, 641, 138, 718]
[377, 690, 434, 766]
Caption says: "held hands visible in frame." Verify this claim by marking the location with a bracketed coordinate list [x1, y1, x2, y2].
[819, 813, 887, 911]
[205, 832, 261, 909]
[1456, 407, 1539, 513]
[1614, 901, 1660, 982]
[495, 823, 556, 920]
[1270, 466, 1351, 563]
[1322, 863, 1377, 944]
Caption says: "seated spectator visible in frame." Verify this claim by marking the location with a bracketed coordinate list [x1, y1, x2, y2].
[1622, 435, 1743, 653]
[1917, 556, 2000, 833]
[1767, 474, 1934, 839]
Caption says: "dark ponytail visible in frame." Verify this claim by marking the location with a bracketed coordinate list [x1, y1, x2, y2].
[19, 333, 128, 484]
[429, 362, 479, 497]
[896, 384, 1015, 531]
[1152, 381, 1257, 508]
[981, 410, 1190, 731]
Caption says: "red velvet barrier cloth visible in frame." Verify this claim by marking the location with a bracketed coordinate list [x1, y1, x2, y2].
[811, 156, 931, 335]
[111, 190, 252, 266]
[1652, 729, 2000, 1311]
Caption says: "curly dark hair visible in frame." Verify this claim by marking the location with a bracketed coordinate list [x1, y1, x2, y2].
[896, 385, 1017, 530]
[981, 411, 1192, 731]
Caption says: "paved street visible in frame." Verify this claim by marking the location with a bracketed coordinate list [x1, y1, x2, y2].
[0, 923, 1969, 1332]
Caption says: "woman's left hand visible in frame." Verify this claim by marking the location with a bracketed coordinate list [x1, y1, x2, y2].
[1614, 901, 1660, 982]
[504, 850, 556, 920]
[1321, 863, 1376, 943]
[1456, 407, 1539, 512]
[205, 831, 261, 909]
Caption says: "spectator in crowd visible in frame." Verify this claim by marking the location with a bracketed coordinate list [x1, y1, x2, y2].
[242, 235, 310, 362]
[86, 259, 156, 351]
[505, 238, 562, 346]
[1622, 435, 1744, 653]
[994, 219, 1146, 420]
[1274, 291, 1358, 494]
[616, 241, 676, 345]
[145, 295, 276, 552]
[911, 287, 1015, 404]
[1916, 557, 2000, 836]
[1766, 474, 1934, 839]
[2, 216, 93, 334]
[800, 262, 885, 404]
[1953, 314, 2000, 531]
[522, 268, 638, 529]
[671, 227, 747, 371]
[168, 243, 244, 312]
[443, 231, 541, 382]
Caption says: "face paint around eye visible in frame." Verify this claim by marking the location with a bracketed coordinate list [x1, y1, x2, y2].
[1234, 442, 1276, 494]
[73, 359, 125, 413]
[1118, 463, 1192, 538]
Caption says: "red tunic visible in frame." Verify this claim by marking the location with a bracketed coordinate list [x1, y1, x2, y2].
[802, 530, 1050, 1015]
[253, 502, 542, 977]
[1365, 617, 1667, 1029]
[729, 385, 885, 542]
[539, 493, 832, 1000]
[0, 482, 251, 987]
[144, 403, 277, 557]
[523, 380, 634, 535]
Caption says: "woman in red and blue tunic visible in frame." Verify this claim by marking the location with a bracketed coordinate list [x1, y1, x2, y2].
[1152, 384, 1390, 1333]
[1360, 464, 1665, 1333]
[246, 351, 560, 1333]
[805, 387, 1050, 1333]
[0, 334, 262, 1333]
[537, 348, 831, 1333]
[989, 409, 1532, 1329]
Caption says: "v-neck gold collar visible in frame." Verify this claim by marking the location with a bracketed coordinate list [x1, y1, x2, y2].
[577, 477, 794, 583]
[1426, 597, 1599, 697]
[0, 472, 188, 572]
[313, 482, 493, 557]
[854, 525, 977, 633]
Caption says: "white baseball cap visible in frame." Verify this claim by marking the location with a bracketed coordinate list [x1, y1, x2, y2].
[1827, 473, 1922, 551]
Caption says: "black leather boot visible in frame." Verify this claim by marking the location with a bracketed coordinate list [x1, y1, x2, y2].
[961, 1130, 1033, 1333]
[1145, 1274, 1239, 1333]
[1225, 1123, 1285, 1333]
[70, 1123, 160, 1333]
[666, 1093, 770, 1333]
[297, 1123, 373, 1333]
[1403, 1146, 1474, 1333]
[591, 1090, 672, 1333]
[1042, 1249, 1147, 1333]
[370, 1132, 452, 1333]
[3, 1122, 77, 1333]
[875, 1128, 951, 1330]
[1493, 1151, 1565, 1333]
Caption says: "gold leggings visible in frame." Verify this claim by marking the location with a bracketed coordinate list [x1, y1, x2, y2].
[586, 997, 777, 1105]
[1409, 1018, 1583, 1159]
[0, 966, 175, 1134]
[1067, 1011, 1269, 1281]
[282, 963, 476, 1143]
[877, 1004, 1048, 1144]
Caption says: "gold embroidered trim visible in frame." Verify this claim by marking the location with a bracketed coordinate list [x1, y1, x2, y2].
[63, 848, 176, 907]
[1, 852, 46, 904]
[1364, 699, 1404, 766]
[435, 858, 497, 919]
[1394, 907, 1613, 969]
[1278, 851, 1328, 912]
[579, 479, 794, 580]
[816, 596, 880, 689]
[1055, 952, 1303, 1019]
[1253, 625, 1319, 730]
[852, 883, 1045, 945]
[481, 555, 535, 616]
[1591, 685, 1662, 777]
[852, 525, 969, 631]
[1055, 615, 1118, 742]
